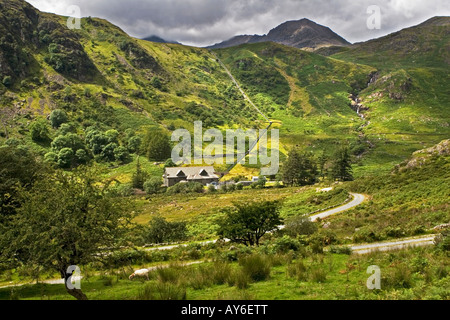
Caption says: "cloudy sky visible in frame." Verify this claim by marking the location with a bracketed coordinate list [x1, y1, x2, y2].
[25, 0, 450, 47]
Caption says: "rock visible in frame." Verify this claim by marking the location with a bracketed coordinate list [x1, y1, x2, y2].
[433, 223, 450, 231]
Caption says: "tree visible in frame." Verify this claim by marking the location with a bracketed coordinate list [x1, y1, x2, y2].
[1, 168, 134, 300]
[284, 215, 318, 237]
[145, 216, 188, 244]
[164, 158, 176, 168]
[331, 147, 353, 182]
[51, 133, 86, 153]
[142, 129, 172, 161]
[50, 109, 68, 128]
[114, 146, 131, 164]
[127, 135, 142, 154]
[132, 157, 148, 189]
[85, 130, 109, 155]
[218, 201, 283, 246]
[318, 151, 328, 180]
[143, 177, 163, 195]
[57, 147, 75, 168]
[30, 118, 50, 143]
[282, 149, 318, 187]
[100, 143, 118, 162]
[0, 145, 45, 219]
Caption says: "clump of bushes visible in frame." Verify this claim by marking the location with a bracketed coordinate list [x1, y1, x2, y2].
[167, 182, 204, 195]
[239, 254, 272, 282]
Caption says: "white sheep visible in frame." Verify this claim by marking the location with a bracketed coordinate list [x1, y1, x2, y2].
[129, 268, 150, 281]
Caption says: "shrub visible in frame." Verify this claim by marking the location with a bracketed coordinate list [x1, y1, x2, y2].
[57, 147, 74, 168]
[210, 261, 233, 285]
[44, 152, 58, 164]
[114, 183, 134, 197]
[156, 267, 180, 284]
[127, 136, 142, 154]
[146, 216, 188, 244]
[239, 254, 272, 282]
[50, 109, 68, 128]
[329, 246, 353, 255]
[383, 264, 413, 289]
[114, 146, 131, 164]
[310, 267, 327, 283]
[272, 235, 302, 254]
[227, 269, 250, 290]
[2, 76, 12, 87]
[144, 177, 163, 195]
[138, 282, 186, 300]
[30, 119, 50, 142]
[285, 215, 318, 236]
[167, 182, 204, 195]
[287, 260, 308, 281]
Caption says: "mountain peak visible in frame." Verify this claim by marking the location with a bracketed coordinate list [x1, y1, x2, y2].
[208, 18, 350, 49]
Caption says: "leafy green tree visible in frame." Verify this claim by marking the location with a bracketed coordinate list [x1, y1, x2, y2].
[105, 129, 119, 144]
[282, 149, 318, 187]
[114, 146, 131, 164]
[127, 135, 142, 154]
[75, 149, 89, 165]
[100, 143, 118, 162]
[143, 177, 163, 195]
[85, 130, 109, 155]
[145, 216, 188, 244]
[164, 158, 176, 168]
[284, 215, 318, 237]
[0, 145, 45, 219]
[318, 151, 328, 180]
[50, 109, 68, 128]
[51, 133, 85, 153]
[30, 118, 50, 143]
[131, 157, 148, 189]
[58, 123, 76, 135]
[58, 148, 74, 168]
[218, 201, 283, 246]
[331, 147, 354, 182]
[1, 168, 134, 300]
[44, 152, 58, 164]
[142, 129, 172, 161]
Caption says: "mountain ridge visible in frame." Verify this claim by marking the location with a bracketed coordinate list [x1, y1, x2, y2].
[207, 18, 350, 49]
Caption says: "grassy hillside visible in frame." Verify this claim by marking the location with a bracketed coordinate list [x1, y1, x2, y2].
[329, 140, 450, 243]
[330, 17, 450, 175]
[0, 0, 448, 179]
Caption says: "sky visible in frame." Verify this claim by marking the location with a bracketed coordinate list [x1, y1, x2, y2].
[25, 0, 450, 47]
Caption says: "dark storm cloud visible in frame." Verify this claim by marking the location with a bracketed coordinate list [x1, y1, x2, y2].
[26, 0, 450, 46]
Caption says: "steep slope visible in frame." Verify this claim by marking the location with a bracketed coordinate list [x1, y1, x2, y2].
[215, 42, 376, 163]
[328, 16, 450, 173]
[329, 139, 450, 243]
[0, 0, 447, 178]
[208, 18, 350, 50]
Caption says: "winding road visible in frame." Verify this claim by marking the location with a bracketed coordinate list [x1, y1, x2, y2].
[310, 193, 366, 222]
[0, 191, 440, 290]
[309, 192, 438, 255]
